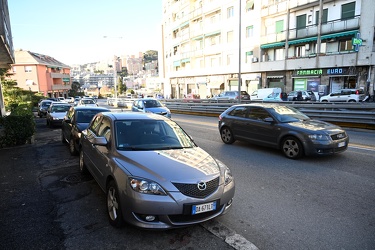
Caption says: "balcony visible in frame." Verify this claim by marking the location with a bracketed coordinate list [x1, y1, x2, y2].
[50, 73, 70, 79]
[261, 16, 360, 46]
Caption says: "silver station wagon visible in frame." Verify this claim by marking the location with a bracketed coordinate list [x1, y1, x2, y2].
[79, 112, 235, 229]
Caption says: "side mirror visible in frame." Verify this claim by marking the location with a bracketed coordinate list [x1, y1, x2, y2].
[91, 136, 107, 146]
[264, 117, 274, 123]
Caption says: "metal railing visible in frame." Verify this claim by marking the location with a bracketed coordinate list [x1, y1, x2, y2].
[163, 100, 375, 130]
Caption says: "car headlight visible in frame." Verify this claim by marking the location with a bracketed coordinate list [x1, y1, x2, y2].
[53, 117, 60, 120]
[308, 134, 330, 141]
[129, 177, 167, 195]
[216, 159, 233, 186]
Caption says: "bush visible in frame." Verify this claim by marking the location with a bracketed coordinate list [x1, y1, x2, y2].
[0, 104, 36, 148]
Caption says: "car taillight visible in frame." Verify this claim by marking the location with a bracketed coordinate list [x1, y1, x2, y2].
[355, 90, 359, 94]
[219, 115, 222, 121]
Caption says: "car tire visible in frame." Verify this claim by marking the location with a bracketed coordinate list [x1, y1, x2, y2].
[348, 100, 356, 102]
[107, 180, 124, 228]
[220, 127, 235, 144]
[281, 136, 304, 159]
[69, 138, 78, 156]
[61, 130, 66, 143]
[79, 150, 88, 174]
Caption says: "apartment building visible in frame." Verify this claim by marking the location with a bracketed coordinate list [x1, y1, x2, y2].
[160, 0, 375, 100]
[8, 50, 71, 98]
[0, 0, 14, 116]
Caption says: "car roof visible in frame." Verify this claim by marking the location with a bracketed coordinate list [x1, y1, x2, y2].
[101, 111, 168, 121]
[71, 106, 109, 111]
[231, 103, 283, 109]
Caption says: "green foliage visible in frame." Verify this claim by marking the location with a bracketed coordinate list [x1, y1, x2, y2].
[0, 109, 36, 148]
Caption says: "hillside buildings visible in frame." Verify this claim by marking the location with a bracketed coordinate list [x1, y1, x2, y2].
[160, 0, 375, 100]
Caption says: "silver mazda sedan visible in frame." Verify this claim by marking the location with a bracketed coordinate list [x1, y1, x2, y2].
[79, 112, 235, 229]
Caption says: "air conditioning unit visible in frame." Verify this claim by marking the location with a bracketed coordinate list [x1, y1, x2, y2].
[252, 57, 258, 63]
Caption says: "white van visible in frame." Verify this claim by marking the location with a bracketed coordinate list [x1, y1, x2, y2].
[250, 88, 282, 100]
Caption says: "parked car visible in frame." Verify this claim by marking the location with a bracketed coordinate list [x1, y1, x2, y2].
[46, 102, 72, 127]
[37, 100, 53, 118]
[79, 112, 235, 229]
[263, 92, 288, 102]
[218, 103, 349, 159]
[287, 90, 317, 101]
[77, 98, 98, 107]
[183, 93, 201, 103]
[61, 106, 110, 155]
[320, 89, 365, 102]
[131, 98, 171, 118]
[212, 91, 250, 101]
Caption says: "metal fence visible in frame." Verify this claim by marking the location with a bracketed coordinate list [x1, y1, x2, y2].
[163, 100, 375, 130]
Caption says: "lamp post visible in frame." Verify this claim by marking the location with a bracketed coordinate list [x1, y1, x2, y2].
[103, 36, 123, 100]
[238, 0, 242, 104]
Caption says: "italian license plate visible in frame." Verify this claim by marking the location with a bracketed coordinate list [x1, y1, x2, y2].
[338, 142, 346, 147]
[192, 201, 217, 215]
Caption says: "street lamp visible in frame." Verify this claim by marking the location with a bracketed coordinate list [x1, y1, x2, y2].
[238, 0, 242, 104]
[103, 36, 123, 100]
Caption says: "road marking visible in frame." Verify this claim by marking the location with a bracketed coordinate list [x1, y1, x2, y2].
[348, 143, 375, 151]
[202, 220, 259, 250]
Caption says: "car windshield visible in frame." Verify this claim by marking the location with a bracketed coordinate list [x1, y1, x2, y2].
[269, 106, 310, 123]
[143, 100, 163, 108]
[51, 105, 71, 112]
[41, 102, 52, 107]
[115, 119, 195, 151]
[82, 99, 95, 104]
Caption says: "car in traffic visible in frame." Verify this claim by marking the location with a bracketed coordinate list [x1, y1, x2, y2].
[61, 106, 110, 155]
[320, 88, 365, 102]
[218, 103, 349, 159]
[79, 112, 235, 229]
[77, 98, 98, 107]
[131, 98, 171, 118]
[287, 90, 317, 101]
[37, 100, 53, 118]
[46, 102, 72, 127]
[212, 91, 250, 102]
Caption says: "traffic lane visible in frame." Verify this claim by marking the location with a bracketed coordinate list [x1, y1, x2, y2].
[35, 119, 235, 250]
[172, 114, 375, 250]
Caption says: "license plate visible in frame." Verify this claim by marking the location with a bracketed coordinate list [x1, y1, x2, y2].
[338, 142, 346, 147]
[192, 201, 216, 215]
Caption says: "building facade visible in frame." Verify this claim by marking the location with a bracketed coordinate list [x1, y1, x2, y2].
[160, 0, 375, 100]
[0, 0, 14, 116]
[8, 50, 71, 98]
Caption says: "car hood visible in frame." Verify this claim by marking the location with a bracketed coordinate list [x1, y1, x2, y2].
[145, 107, 170, 114]
[289, 119, 342, 132]
[76, 122, 90, 132]
[115, 147, 221, 185]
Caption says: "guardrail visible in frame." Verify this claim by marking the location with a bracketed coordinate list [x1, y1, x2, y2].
[163, 100, 375, 130]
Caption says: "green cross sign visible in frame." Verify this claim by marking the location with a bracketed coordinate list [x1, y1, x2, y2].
[352, 33, 362, 52]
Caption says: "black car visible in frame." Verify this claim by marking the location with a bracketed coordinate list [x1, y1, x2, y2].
[61, 106, 110, 155]
[218, 103, 349, 159]
[37, 100, 53, 117]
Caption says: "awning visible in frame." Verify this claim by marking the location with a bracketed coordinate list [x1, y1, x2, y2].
[173, 60, 181, 67]
[205, 30, 221, 37]
[321, 30, 358, 40]
[289, 36, 318, 45]
[267, 75, 284, 78]
[181, 58, 190, 63]
[260, 42, 285, 49]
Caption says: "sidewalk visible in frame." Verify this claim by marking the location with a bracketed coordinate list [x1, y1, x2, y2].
[0, 119, 64, 249]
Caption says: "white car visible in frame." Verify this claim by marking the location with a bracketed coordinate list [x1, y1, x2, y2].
[320, 89, 365, 102]
[77, 98, 98, 107]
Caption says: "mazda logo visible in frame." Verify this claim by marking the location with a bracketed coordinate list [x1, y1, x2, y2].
[197, 181, 207, 191]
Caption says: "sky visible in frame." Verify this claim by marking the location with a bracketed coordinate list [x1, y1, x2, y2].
[8, 0, 163, 66]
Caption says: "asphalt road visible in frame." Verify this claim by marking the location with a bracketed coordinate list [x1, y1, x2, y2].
[0, 117, 243, 250]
